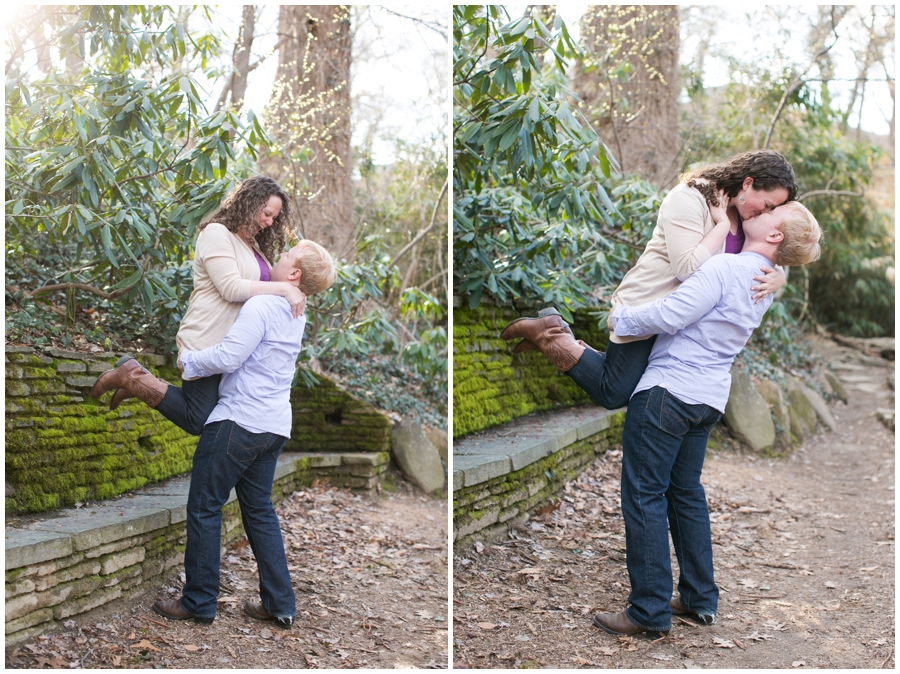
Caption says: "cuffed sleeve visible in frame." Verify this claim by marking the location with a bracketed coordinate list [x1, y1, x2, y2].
[180, 298, 268, 377]
[614, 260, 725, 337]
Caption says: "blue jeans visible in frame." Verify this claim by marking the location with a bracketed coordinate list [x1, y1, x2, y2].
[156, 374, 222, 436]
[179, 420, 295, 620]
[620, 386, 721, 632]
[566, 336, 657, 409]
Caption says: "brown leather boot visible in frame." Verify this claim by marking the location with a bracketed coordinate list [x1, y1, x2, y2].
[91, 357, 169, 410]
[244, 600, 294, 629]
[500, 309, 584, 373]
[592, 610, 667, 637]
[670, 595, 715, 625]
[152, 599, 214, 625]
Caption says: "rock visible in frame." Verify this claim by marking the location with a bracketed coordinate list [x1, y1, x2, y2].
[424, 426, 449, 463]
[754, 378, 792, 449]
[6, 482, 16, 497]
[823, 370, 848, 403]
[784, 375, 818, 437]
[390, 418, 445, 493]
[723, 368, 775, 452]
[801, 384, 838, 432]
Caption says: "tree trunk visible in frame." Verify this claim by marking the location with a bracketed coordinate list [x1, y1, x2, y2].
[261, 5, 354, 259]
[575, 5, 680, 188]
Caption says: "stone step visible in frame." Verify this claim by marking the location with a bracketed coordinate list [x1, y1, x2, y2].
[4, 450, 389, 646]
[452, 406, 625, 492]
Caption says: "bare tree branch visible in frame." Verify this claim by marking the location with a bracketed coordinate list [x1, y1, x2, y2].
[764, 40, 838, 149]
[798, 189, 863, 200]
[389, 179, 448, 269]
[6, 281, 133, 301]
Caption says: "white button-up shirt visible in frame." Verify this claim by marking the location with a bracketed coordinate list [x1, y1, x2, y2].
[613, 251, 774, 413]
[181, 295, 307, 437]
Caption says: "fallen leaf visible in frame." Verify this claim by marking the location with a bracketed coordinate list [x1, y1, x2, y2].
[130, 639, 160, 652]
[792, 661, 806, 667]
[477, 622, 498, 631]
[573, 656, 592, 665]
[712, 637, 735, 649]
[598, 646, 618, 656]
[517, 567, 543, 575]
[514, 635, 530, 642]
[649, 653, 674, 661]
[183, 645, 200, 652]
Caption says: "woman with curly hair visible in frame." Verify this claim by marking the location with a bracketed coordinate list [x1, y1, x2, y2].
[501, 150, 799, 408]
[92, 175, 308, 435]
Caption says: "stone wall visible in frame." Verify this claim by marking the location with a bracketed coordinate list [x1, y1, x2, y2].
[5, 348, 195, 514]
[453, 301, 610, 437]
[287, 368, 393, 454]
[5, 349, 393, 515]
[5, 450, 391, 646]
[453, 408, 626, 548]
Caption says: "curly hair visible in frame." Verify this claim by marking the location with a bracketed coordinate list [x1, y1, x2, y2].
[200, 176, 295, 263]
[684, 150, 799, 209]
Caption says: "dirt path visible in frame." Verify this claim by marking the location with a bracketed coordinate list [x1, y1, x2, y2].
[7, 481, 449, 669]
[453, 336, 894, 669]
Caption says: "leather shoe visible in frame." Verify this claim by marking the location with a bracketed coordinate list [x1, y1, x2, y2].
[670, 595, 715, 625]
[152, 599, 214, 625]
[244, 600, 293, 629]
[500, 308, 584, 373]
[592, 610, 667, 637]
[92, 356, 169, 410]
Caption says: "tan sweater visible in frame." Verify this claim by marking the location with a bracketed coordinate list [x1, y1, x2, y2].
[176, 223, 271, 357]
[609, 182, 725, 344]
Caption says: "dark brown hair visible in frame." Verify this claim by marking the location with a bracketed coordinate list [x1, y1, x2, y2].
[200, 176, 294, 263]
[684, 150, 799, 208]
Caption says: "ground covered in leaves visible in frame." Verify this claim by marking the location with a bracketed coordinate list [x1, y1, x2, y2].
[7, 482, 449, 669]
[453, 336, 894, 669]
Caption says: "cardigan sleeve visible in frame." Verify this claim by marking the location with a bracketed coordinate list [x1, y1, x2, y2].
[661, 187, 714, 282]
[197, 224, 254, 303]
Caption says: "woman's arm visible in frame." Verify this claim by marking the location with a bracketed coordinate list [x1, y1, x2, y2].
[199, 226, 306, 318]
[751, 265, 786, 303]
[697, 189, 733, 257]
[246, 280, 307, 318]
[663, 186, 720, 282]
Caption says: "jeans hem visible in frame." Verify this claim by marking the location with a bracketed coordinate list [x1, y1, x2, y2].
[625, 606, 670, 633]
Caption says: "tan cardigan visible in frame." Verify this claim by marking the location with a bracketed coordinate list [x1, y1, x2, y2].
[176, 223, 271, 358]
[609, 182, 725, 344]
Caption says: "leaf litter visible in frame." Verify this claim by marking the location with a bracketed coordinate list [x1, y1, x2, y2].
[453, 333, 894, 669]
[7, 480, 448, 669]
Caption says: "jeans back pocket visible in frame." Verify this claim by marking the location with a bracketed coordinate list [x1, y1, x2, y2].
[225, 422, 271, 464]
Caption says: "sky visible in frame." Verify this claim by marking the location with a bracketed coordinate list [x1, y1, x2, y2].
[524, 4, 893, 137]
[207, 5, 448, 166]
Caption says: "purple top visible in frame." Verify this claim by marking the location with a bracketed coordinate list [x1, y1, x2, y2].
[253, 248, 270, 282]
[724, 222, 745, 254]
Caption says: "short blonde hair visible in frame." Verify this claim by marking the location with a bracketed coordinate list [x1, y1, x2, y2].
[294, 240, 336, 295]
[774, 202, 823, 267]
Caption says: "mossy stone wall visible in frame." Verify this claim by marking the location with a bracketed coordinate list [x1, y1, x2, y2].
[287, 368, 392, 454]
[5, 350, 393, 516]
[5, 348, 196, 515]
[453, 302, 610, 437]
[452, 410, 626, 549]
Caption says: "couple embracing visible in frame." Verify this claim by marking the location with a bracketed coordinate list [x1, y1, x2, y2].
[501, 150, 823, 637]
[92, 177, 336, 628]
